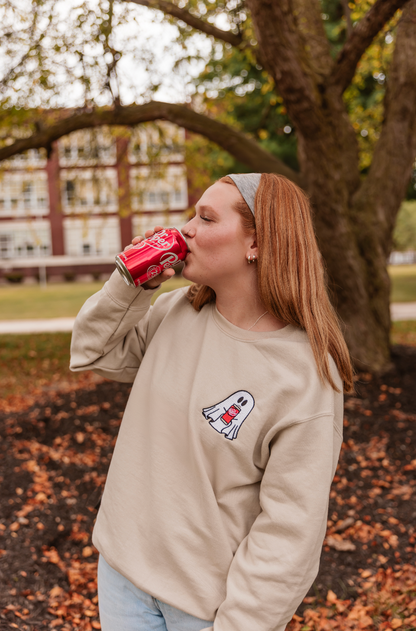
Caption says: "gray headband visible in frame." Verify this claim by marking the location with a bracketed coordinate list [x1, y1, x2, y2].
[227, 173, 261, 217]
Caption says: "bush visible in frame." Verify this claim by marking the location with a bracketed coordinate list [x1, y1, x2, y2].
[5, 272, 24, 284]
[64, 272, 76, 282]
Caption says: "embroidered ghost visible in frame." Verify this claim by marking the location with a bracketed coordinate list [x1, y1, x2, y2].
[202, 390, 255, 440]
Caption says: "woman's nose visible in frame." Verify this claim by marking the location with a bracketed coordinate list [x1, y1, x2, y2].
[182, 218, 196, 238]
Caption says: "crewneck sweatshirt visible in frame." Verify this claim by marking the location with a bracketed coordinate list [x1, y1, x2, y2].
[70, 272, 344, 631]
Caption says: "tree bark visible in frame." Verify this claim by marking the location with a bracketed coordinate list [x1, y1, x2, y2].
[245, 0, 415, 371]
[0, 102, 300, 183]
[330, 0, 412, 95]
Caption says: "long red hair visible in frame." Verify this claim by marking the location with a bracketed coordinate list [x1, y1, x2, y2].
[187, 173, 354, 393]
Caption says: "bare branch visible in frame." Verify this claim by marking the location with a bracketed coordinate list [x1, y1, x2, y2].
[0, 101, 301, 184]
[122, 0, 246, 48]
[330, 0, 411, 94]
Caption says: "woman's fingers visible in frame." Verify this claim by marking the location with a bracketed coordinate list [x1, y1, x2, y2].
[142, 267, 175, 290]
[131, 226, 165, 246]
[144, 225, 164, 239]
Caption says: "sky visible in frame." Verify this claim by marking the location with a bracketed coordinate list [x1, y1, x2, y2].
[0, 0, 217, 109]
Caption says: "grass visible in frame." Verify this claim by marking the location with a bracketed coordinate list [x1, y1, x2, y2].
[0, 332, 76, 401]
[0, 276, 192, 320]
[1, 321, 415, 402]
[0, 266, 414, 323]
[388, 264, 416, 303]
[390, 320, 416, 347]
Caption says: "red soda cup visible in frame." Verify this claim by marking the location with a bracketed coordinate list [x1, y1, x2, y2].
[115, 227, 188, 287]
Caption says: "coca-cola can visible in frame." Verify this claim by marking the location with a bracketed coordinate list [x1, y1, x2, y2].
[115, 227, 189, 287]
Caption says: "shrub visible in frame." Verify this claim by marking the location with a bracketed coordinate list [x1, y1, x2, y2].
[5, 272, 24, 284]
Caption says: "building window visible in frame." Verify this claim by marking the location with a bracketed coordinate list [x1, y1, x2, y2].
[83, 243, 91, 255]
[23, 182, 33, 209]
[0, 234, 11, 258]
[65, 181, 76, 205]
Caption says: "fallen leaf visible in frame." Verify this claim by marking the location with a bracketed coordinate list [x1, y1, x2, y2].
[326, 536, 356, 551]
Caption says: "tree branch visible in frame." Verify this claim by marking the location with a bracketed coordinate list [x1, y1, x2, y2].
[340, 0, 353, 37]
[291, 0, 333, 82]
[245, 0, 324, 136]
[330, 0, 411, 95]
[352, 0, 416, 253]
[0, 102, 301, 184]
[122, 0, 246, 49]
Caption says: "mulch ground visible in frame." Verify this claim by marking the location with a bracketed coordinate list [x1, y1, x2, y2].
[0, 344, 416, 630]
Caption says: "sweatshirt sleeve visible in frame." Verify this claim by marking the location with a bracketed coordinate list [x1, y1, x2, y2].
[70, 271, 160, 383]
[211, 414, 343, 631]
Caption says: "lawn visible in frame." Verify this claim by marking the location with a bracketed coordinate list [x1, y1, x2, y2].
[389, 264, 416, 302]
[0, 266, 414, 323]
[1, 320, 415, 405]
[0, 276, 192, 320]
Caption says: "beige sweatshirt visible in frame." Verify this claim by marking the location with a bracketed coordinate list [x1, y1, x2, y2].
[70, 271, 344, 631]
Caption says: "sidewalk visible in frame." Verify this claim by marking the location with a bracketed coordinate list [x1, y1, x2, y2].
[0, 303, 415, 334]
[390, 302, 416, 321]
[0, 317, 75, 334]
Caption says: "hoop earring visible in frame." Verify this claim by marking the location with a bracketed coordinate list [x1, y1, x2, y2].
[247, 255, 256, 264]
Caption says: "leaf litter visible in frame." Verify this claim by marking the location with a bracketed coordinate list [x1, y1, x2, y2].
[0, 344, 415, 630]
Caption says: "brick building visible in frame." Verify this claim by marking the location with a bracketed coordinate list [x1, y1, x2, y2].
[0, 123, 189, 281]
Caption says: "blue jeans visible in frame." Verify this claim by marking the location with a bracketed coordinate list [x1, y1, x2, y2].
[97, 555, 214, 631]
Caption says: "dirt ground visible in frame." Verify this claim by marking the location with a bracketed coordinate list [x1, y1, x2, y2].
[0, 344, 415, 630]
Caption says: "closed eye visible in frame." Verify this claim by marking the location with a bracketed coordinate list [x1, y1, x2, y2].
[200, 216, 212, 222]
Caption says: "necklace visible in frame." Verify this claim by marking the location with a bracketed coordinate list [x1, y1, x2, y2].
[247, 311, 268, 331]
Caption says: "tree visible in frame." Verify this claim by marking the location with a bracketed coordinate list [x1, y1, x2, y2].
[1, 0, 416, 372]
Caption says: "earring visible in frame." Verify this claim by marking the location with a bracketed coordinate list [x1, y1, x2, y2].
[247, 255, 256, 264]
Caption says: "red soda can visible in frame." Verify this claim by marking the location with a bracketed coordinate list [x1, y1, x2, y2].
[115, 227, 188, 287]
[221, 404, 241, 425]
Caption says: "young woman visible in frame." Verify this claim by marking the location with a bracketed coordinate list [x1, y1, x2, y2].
[70, 172, 353, 631]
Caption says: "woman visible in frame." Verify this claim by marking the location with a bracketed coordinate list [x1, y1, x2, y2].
[70, 173, 353, 631]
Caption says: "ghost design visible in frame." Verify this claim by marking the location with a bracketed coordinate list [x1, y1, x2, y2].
[202, 390, 255, 440]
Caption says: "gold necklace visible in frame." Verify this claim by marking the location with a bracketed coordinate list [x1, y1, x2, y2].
[247, 311, 268, 331]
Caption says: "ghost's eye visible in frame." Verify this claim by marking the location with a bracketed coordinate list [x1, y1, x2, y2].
[241, 400, 247, 406]
[238, 397, 244, 403]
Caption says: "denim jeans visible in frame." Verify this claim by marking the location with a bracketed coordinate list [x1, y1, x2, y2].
[97, 555, 214, 631]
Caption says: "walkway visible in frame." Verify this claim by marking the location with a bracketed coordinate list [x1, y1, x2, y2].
[0, 303, 415, 334]
[0, 317, 75, 334]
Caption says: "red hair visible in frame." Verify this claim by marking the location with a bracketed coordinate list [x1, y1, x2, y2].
[187, 173, 354, 393]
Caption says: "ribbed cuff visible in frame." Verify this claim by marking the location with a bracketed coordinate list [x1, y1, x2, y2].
[105, 270, 160, 310]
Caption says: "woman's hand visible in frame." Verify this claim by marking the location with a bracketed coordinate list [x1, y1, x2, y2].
[126, 226, 176, 289]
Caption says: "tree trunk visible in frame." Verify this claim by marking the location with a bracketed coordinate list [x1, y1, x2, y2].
[245, 0, 416, 373]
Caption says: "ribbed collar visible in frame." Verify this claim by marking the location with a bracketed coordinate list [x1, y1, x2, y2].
[211, 304, 299, 342]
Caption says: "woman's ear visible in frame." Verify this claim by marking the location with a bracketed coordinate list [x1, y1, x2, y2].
[246, 236, 258, 260]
